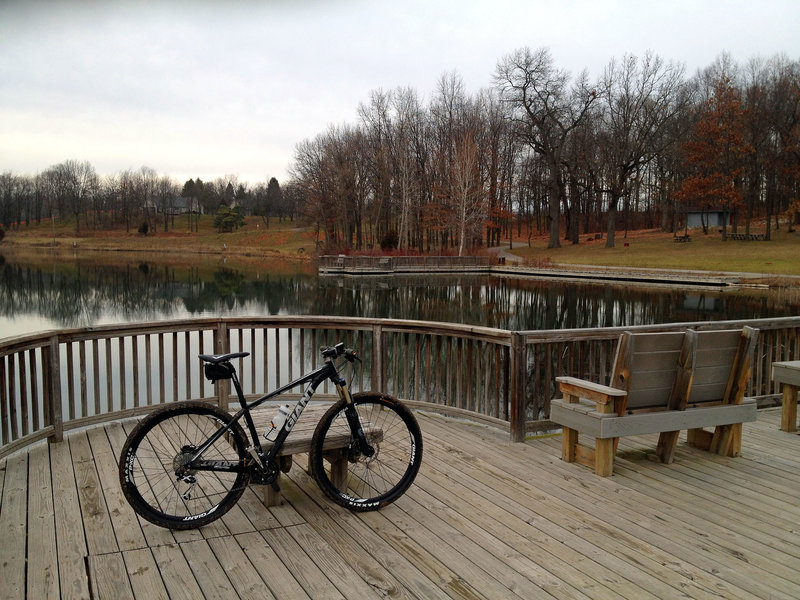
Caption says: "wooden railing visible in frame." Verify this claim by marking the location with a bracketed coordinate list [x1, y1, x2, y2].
[2, 315, 799, 458]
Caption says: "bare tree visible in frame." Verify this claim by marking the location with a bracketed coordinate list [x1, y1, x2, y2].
[495, 47, 597, 248]
[597, 52, 689, 247]
[451, 132, 486, 255]
[155, 175, 179, 232]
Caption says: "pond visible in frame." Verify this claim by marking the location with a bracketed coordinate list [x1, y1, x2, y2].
[1, 252, 798, 339]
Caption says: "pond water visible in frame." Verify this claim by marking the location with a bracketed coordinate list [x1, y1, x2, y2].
[1, 253, 798, 339]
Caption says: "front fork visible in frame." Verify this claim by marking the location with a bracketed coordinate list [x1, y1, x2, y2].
[335, 378, 375, 457]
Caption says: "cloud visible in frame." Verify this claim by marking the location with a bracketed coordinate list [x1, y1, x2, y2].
[2, 0, 799, 184]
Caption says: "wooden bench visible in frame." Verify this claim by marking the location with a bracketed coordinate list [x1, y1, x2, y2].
[252, 404, 382, 505]
[550, 327, 759, 476]
[673, 234, 691, 243]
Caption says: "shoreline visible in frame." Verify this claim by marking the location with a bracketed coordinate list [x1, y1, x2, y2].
[3, 234, 800, 289]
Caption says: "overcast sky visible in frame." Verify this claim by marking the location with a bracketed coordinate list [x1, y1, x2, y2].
[2, 0, 799, 186]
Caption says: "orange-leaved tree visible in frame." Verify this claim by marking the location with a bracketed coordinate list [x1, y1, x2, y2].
[676, 76, 753, 238]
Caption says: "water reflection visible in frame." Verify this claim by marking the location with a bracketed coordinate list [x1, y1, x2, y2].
[0, 254, 797, 338]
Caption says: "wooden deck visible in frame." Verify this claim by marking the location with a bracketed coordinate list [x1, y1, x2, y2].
[2, 407, 799, 599]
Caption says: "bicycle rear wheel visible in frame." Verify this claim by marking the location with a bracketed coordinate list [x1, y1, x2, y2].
[309, 392, 422, 511]
[119, 401, 250, 529]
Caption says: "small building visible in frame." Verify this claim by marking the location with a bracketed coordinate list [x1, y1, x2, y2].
[679, 207, 731, 229]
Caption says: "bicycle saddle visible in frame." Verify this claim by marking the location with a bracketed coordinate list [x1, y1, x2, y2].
[199, 352, 250, 364]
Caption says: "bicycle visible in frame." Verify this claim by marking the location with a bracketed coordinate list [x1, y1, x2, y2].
[118, 343, 423, 529]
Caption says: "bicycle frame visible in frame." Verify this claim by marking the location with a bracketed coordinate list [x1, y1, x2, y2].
[187, 354, 356, 479]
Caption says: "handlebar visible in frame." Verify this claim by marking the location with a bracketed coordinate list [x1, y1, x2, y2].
[321, 343, 361, 363]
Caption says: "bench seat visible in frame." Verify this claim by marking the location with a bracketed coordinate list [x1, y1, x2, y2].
[550, 396, 756, 439]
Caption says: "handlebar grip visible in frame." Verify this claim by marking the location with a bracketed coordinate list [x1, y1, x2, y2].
[321, 342, 346, 358]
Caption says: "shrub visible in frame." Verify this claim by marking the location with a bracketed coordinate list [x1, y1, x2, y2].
[380, 231, 398, 250]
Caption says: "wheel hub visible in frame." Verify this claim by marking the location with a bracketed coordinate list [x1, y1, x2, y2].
[173, 445, 197, 477]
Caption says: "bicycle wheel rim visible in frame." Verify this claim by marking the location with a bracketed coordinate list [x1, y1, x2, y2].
[120, 404, 248, 528]
[311, 394, 422, 510]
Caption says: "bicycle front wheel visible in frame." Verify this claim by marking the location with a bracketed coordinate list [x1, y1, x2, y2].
[119, 401, 250, 529]
[309, 392, 422, 511]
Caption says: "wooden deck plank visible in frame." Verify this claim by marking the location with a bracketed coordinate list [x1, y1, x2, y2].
[48, 438, 91, 600]
[0, 451, 27, 600]
[86, 426, 147, 552]
[234, 531, 313, 600]
[4, 407, 800, 600]
[207, 536, 277, 600]
[262, 526, 347, 600]
[279, 471, 450, 600]
[386, 488, 584, 600]
[151, 542, 206, 600]
[402, 440, 641, 600]
[69, 431, 119, 555]
[122, 548, 170, 600]
[25, 442, 59, 600]
[286, 522, 386, 600]
[180, 539, 239, 600]
[87, 553, 135, 600]
[420, 417, 743, 600]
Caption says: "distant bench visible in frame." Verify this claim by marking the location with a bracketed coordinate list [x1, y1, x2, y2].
[551, 327, 758, 476]
[673, 234, 691, 243]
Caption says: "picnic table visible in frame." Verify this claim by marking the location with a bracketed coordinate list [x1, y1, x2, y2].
[727, 232, 766, 241]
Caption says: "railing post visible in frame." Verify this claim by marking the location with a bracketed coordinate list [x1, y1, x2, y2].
[47, 335, 63, 444]
[215, 321, 229, 410]
[509, 332, 527, 442]
[372, 324, 383, 392]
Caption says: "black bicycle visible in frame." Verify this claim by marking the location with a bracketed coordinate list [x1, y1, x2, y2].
[118, 343, 423, 529]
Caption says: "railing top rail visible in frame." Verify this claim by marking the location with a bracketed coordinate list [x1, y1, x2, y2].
[5, 315, 799, 351]
[517, 315, 800, 343]
[0, 315, 514, 348]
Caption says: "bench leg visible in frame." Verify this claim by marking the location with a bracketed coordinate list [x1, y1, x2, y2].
[324, 449, 348, 491]
[710, 423, 741, 457]
[595, 438, 614, 476]
[781, 385, 798, 432]
[686, 427, 712, 450]
[655, 431, 681, 463]
[561, 426, 578, 462]
[264, 473, 282, 506]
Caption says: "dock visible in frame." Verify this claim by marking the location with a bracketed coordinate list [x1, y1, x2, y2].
[2, 407, 799, 599]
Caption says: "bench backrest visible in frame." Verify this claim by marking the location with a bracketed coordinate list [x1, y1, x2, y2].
[609, 327, 758, 411]
[688, 327, 758, 405]
[610, 331, 685, 410]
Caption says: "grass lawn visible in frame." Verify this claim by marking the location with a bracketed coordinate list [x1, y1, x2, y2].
[506, 227, 800, 277]
[3, 216, 799, 277]
[1, 215, 318, 258]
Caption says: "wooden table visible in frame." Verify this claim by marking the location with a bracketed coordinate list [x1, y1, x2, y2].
[772, 361, 800, 432]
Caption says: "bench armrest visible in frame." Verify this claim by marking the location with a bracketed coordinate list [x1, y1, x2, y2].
[556, 376, 627, 406]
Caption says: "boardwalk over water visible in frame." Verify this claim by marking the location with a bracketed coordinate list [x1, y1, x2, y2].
[2, 407, 799, 599]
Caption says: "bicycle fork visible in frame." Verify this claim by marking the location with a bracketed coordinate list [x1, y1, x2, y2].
[335, 378, 375, 457]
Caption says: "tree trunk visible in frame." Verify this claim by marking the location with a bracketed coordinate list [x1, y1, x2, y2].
[605, 194, 618, 248]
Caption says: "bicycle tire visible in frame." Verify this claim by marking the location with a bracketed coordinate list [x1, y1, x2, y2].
[309, 392, 422, 511]
[119, 401, 250, 529]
